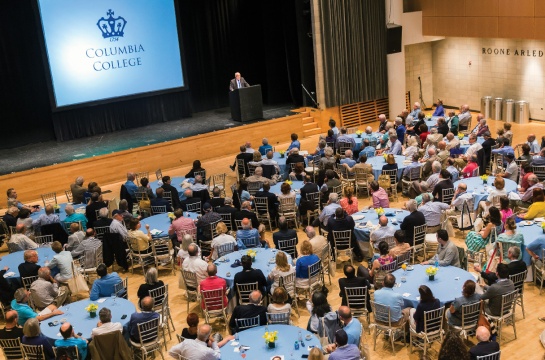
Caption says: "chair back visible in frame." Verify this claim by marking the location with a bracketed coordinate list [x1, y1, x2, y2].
[176, 227, 197, 241]
[405, 166, 422, 181]
[395, 250, 411, 269]
[266, 312, 290, 325]
[54, 345, 79, 360]
[238, 234, 259, 248]
[306, 192, 321, 209]
[332, 230, 351, 250]
[383, 236, 396, 250]
[476, 350, 501, 360]
[181, 269, 198, 300]
[64, 190, 73, 203]
[457, 301, 481, 335]
[201, 288, 226, 312]
[471, 167, 480, 177]
[371, 301, 394, 327]
[0, 338, 23, 360]
[152, 238, 173, 269]
[277, 238, 297, 258]
[155, 169, 163, 180]
[7, 242, 22, 254]
[162, 191, 173, 206]
[236, 282, 258, 305]
[422, 307, 445, 340]
[307, 259, 322, 294]
[219, 213, 233, 232]
[442, 188, 455, 204]
[94, 226, 110, 240]
[345, 287, 368, 314]
[339, 142, 353, 155]
[135, 317, 161, 345]
[253, 197, 269, 214]
[22, 275, 39, 290]
[533, 165, 545, 182]
[216, 242, 235, 258]
[374, 260, 397, 288]
[148, 284, 167, 309]
[176, 334, 185, 343]
[331, 185, 343, 199]
[41, 192, 57, 207]
[279, 272, 296, 298]
[135, 172, 149, 184]
[151, 205, 167, 215]
[34, 234, 53, 247]
[20, 344, 45, 360]
[209, 219, 222, 239]
[247, 182, 262, 196]
[509, 270, 527, 296]
[186, 201, 202, 214]
[135, 191, 149, 202]
[248, 164, 257, 177]
[413, 224, 427, 247]
[236, 159, 247, 178]
[279, 197, 297, 214]
[234, 219, 244, 231]
[193, 170, 206, 179]
[235, 315, 260, 331]
[211, 173, 226, 189]
[381, 169, 398, 186]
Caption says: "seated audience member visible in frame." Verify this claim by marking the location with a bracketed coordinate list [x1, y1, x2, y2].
[422, 230, 460, 267]
[127, 218, 152, 253]
[63, 204, 88, 231]
[30, 267, 69, 310]
[3, 207, 19, 229]
[399, 199, 425, 245]
[461, 155, 479, 178]
[228, 290, 267, 334]
[295, 240, 321, 287]
[177, 234, 201, 265]
[369, 215, 395, 258]
[21, 318, 55, 360]
[185, 160, 206, 179]
[117, 200, 132, 222]
[200, 264, 228, 310]
[305, 226, 328, 256]
[0, 310, 23, 339]
[161, 175, 182, 209]
[518, 188, 545, 220]
[19, 250, 40, 278]
[326, 207, 364, 262]
[168, 208, 196, 247]
[90, 264, 123, 301]
[248, 166, 277, 185]
[278, 182, 296, 201]
[339, 187, 358, 215]
[196, 203, 222, 242]
[208, 222, 237, 261]
[11, 288, 63, 327]
[272, 216, 298, 254]
[8, 224, 38, 251]
[480, 264, 515, 318]
[437, 330, 468, 360]
[518, 174, 543, 207]
[447, 280, 481, 326]
[306, 291, 336, 337]
[445, 158, 460, 182]
[151, 187, 173, 212]
[190, 175, 208, 192]
[235, 201, 266, 243]
[497, 153, 518, 182]
[476, 176, 507, 218]
[16, 209, 34, 238]
[65, 223, 85, 251]
[70, 228, 102, 268]
[137, 267, 164, 308]
[258, 137, 273, 156]
[55, 322, 88, 360]
[234, 255, 267, 297]
[323, 307, 361, 357]
[499, 196, 513, 225]
[475, 245, 526, 286]
[267, 251, 295, 296]
[109, 209, 128, 240]
[373, 274, 411, 323]
[0, 267, 15, 312]
[465, 207, 503, 253]
[91, 307, 123, 337]
[209, 187, 225, 209]
[70, 177, 86, 204]
[126, 296, 160, 343]
[418, 194, 450, 232]
[267, 286, 291, 314]
[47, 241, 73, 282]
[370, 180, 390, 208]
[409, 285, 440, 333]
[32, 204, 60, 229]
[254, 181, 279, 219]
[358, 241, 393, 283]
[85, 192, 108, 225]
[236, 218, 262, 249]
[137, 176, 156, 200]
[181, 313, 199, 340]
[389, 230, 410, 257]
[338, 265, 371, 312]
[315, 192, 341, 230]
[469, 326, 500, 360]
[326, 329, 360, 360]
[182, 243, 208, 285]
[432, 169, 454, 203]
[93, 207, 113, 228]
[168, 323, 233, 359]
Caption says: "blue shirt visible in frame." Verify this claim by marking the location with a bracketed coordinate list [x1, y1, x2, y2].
[340, 158, 356, 168]
[90, 272, 123, 301]
[360, 146, 376, 157]
[287, 140, 301, 152]
[409, 108, 421, 119]
[387, 140, 402, 155]
[329, 344, 361, 360]
[48, 251, 74, 280]
[432, 105, 444, 117]
[446, 165, 459, 183]
[528, 237, 545, 259]
[258, 144, 273, 156]
[396, 125, 406, 142]
[295, 254, 320, 278]
[343, 318, 362, 345]
[64, 213, 88, 231]
[55, 337, 88, 360]
[236, 229, 261, 249]
[124, 180, 138, 198]
[491, 146, 515, 157]
[11, 300, 37, 326]
[373, 287, 404, 322]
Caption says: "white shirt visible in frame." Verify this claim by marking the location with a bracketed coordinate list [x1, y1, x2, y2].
[465, 142, 483, 159]
[309, 235, 328, 256]
[168, 338, 220, 360]
[109, 219, 128, 239]
[91, 322, 123, 337]
[210, 234, 236, 260]
[182, 256, 208, 283]
[451, 191, 473, 211]
[528, 140, 540, 154]
[8, 234, 38, 250]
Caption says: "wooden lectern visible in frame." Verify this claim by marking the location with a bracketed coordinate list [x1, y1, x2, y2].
[229, 85, 263, 122]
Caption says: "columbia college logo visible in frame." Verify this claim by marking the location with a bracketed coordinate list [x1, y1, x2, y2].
[97, 9, 127, 41]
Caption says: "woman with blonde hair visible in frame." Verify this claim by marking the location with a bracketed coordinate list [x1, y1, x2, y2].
[176, 234, 200, 265]
[267, 286, 292, 314]
[268, 251, 295, 295]
[249, 151, 263, 167]
[308, 347, 324, 360]
[22, 318, 55, 360]
[208, 222, 236, 260]
[402, 136, 419, 158]
[382, 153, 398, 171]
[339, 187, 358, 215]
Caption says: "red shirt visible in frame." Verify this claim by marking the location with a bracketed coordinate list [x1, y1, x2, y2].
[462, 162, 479, 178]
[200, 276, 228, 309]
[419, 132, 430, 146]
[168, 216, 196, 240]
[521, 172, 533, 191]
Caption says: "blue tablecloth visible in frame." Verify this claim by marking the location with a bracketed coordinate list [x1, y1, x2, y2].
[352, 208, 410, 242]
[140, 212, 198, 238]
[346, 132, 383, 151]
[220, 324, 321, 360]
[215, 249, 292, 290]
[517, 222, 544, 265]
[30, 203, 86, 221]
[391, 265, 475, 308]
[268, 181, 303, 206]
[274, 152, 308, 176]
[0, 247, 56, 281]
[366, 155, 414, 180]
[40, 298, 135, 342]
[454, 177, 517, 210]
[149, 176, 186, 194]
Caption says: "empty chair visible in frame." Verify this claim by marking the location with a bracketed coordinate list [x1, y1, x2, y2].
[332, 230, 353, 266]
[476, 350, 501, 360]
[345, 286, 369, 324]
[40, 192, 57, 207]
[151, 205, 167, 215]
[277, 238, 297, 259]
[180, 270, 199, 313]
[34, 235, 53, 247]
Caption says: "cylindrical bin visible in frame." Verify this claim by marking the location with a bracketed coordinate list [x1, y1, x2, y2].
[492, 97, 503, 120]
[481, 96, 492, 119]
[502, 99, 515, 122]
[515, 101, 530, 124]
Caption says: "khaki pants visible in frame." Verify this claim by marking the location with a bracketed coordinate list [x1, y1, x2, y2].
[53, 286, 70, 307]
[454, 158, 467, 169]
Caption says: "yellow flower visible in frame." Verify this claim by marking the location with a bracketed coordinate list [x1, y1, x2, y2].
[541, 222, 545, 229]
[480, 175, 489, 181]
[279, 150, 285, 155]
[247, 249, 257, 258]
[401, 263, 407, 270]
[263, 331, 278, 343]
[85, 303, 99, 312]
[458, 133, 465, 139]
[355, 130, 363, 135]
[167, 212, 175, 219]
[425, 267, 438, 276]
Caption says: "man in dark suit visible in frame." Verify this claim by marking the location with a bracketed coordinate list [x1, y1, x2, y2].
[18, 250, 41, 278]
[469, 326, 500, 360]
[399, 199, 426, 246]
[481, 131, 496, 169]
[125, 296, 160, 343]
[299, 175, 319, 216]
[254, 181, 278, 220]
[228, 290, 267, 334]
[150, 188, 173, 212]
[233, 256, 268, 300]
[338, 264, 371, 312]
[475, 246, 526, 286]
[480, 263, 515, 317]
[179, 189, 201, 213]
[432, 169, 454, 203]
[229, 72, 250, 91]
[235, 201, 262, 232]
[92, 208, 113, 229]
[285, 148, 305, 178]
[326, 208, 364, 262]
[272, 217, 298, 257]
[85, 192, 108, 226]
[230, 145, 254, 176]
[209, 187, 225, 209]
[216, 197, 238, 230]
[161, 176, 181, 210]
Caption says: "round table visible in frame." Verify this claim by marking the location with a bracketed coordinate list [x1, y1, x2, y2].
[215, 248, 292, 290]
[30, 203, 86, 221]
[140, 212, 199, 238]
[352, 208, 410, 242]
[149, 176, 186, 194]
[454, 177, 518, 210]
[517, 221, 544, 265]
[456, 136, 484, 153]
[274, 152, 308, 175]
[0, 247, 56, 281]
[268, 181, 303, 206]
[366, 155, 413, 180]
[40, 298, 135, 341]
[346, 132, 383, 151]
[220, 324, 321, 360]
[391, 265, 475, 308]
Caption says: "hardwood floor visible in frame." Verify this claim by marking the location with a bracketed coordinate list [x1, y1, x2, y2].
[1, 114, 545, 359]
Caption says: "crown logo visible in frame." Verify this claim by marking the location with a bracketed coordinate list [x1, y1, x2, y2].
[97, 9, 127, 39]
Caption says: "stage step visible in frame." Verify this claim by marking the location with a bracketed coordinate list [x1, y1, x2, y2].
[303, 121, 318, 129]
[303, 127, 322, 136]
[302, 116, 314, 124]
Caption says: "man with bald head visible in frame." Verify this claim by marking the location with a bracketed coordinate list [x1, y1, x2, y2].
[236, 218, 261, 249]
[458, 104, 471, 131]
[369, 215, 395, 257]
[229, 290, 267, 334]
[305, 226, 328, 256]
[231, 144, 254, 174]
[126, 296, 160, 343]
[182, 243, 208, 284]
[200, 264, 228, 309]
[32, 204, 60, 228]
[63, 204, 88, 231]
[409, 102, 421, 120]
[18, 250, 40, 278]
[0, 310, 23, 339]
[55, 322, 88, 359]
[66, 223, 85, 251]
[445, 132, 460, 151]
[30, 267, 69, 309]
[168, 323, 234, 359]
[469, 326, 499, 360]
[246, 166, 276, 185]
[8, 224, 37, 251]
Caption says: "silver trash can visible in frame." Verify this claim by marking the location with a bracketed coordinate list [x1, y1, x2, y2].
[492, 97, 503, 120]
[502, 99, 515, 122]
[515, 101, 530, 124]
[481, 96, 492, 119]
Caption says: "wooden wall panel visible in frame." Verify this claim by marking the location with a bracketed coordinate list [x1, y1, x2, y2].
[498, 17, 535, 38]
[536, 1, 545, 17]
[421, 0, 435, 17]
[465, 0, 499, 17]
[435, 0, 465, 16]
[498, 0, 534, 17]
[434, 17, 466, 37]
[535, 18, 545, 39]
[466, 17, 498, 38]
[422, 17, 436, 35]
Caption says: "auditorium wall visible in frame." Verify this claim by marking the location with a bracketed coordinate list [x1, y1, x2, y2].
[404, 42, 434, 111]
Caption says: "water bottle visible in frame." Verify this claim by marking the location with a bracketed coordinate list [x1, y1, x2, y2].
[235, 332, 239, 341]
[294, 341, 300, 350]
[434, 254, 439, 268]
[298, 330, 302, 342]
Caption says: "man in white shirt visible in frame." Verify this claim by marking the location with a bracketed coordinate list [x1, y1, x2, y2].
[519, 134, 540, 155]
[91, 307, 123, 337]
[182, 244, 208, 284]
[168, 324, 233, 360]
[457, 104, 471, 131]
[109, 210, 128, 239]
[497, 153, 518, 182]
[8, 224, 38, 251]
[190, 175, 208, 192]
[369, 216, 395, 257]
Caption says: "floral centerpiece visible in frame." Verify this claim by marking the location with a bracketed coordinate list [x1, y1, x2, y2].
[480, 174, 489, 185]
[263, 330, 278, 349]
[374, 207, 384, 216]
[167, 212, 175, 223]
[457, 133, 465, 140]
[85, 303, 99, 318]
[247, 249, 257, 262]
[426, 266, 438, 281]
[541, 221, 545, 233]
[355, 130, 363, 138]
[383, 153, 388, 162]
[54, 204, 61, 214]
[284, 180, 293, 185]
[279, 150, 285, 158]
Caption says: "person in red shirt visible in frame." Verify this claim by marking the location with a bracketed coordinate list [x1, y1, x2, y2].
[200, 264, 228, 310]
[462, 155, 479, 178]
[419, 124, 430, 147]
[520, 164, 534, 192]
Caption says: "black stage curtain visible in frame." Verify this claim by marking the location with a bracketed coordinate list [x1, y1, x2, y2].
[318, 0, 388, 107]
[0, 0, 304, 146]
